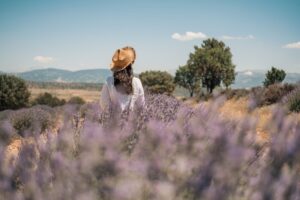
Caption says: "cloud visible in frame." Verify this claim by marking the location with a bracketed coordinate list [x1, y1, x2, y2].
[243, 71, 253, 76]
[172, 32, 207, 41]
[33, 56, 54, 64]
[221, 35, 255, 40]
[283, 41, 300, 49]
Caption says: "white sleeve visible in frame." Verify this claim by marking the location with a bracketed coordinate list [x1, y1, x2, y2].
[136, 78, 145, 107]
[100, 83, 111, 110]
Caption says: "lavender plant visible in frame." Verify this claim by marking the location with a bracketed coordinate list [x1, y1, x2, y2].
[0, 94, 299, 200]
[283, 88, 300, 113]
[9, 106, 56, 137]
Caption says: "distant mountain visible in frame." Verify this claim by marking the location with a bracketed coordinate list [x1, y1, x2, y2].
[1, 68, 300, 88]
[233, 70, 300, 89]
[15, 68, 112, 83]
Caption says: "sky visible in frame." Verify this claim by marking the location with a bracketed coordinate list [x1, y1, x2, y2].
[0, 0, 300, 74]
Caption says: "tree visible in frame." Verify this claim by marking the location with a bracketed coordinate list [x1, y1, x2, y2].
[263, 67, 286, 87]
[139, 71, 175, 95]
[187, 38, 235, 93]
[174, 65, 200, 97]
[0, 74, 30, 111]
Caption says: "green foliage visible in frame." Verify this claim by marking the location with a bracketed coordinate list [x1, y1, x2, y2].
[33, 92, 66, 107]
[139, 71, 175, 95]
[263, 67, 286, 87]
[174, 65, 201, 97]
[0, 74, 30, 111]
[187, 38, 235, 93]
[223, 67, 236, 89]
[68, 96, 86, 105]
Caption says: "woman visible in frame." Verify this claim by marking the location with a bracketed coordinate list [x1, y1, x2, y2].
[100, 46, 145, 113]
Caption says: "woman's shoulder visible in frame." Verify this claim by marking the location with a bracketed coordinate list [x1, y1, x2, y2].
[132, 77, 143, 88]
[105, 76, 114, 86]
[132, 76, 142, 85]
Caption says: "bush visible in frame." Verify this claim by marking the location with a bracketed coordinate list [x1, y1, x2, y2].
[33, 92, 66, 107]
[68, 96, 86, 105]
[0, 74, 30, 111]
[139, 71, 175, 95]
[221, 88, 250, 100]
[263, 84, 285, 105]
[250, 83, 297, 107]
[264, 83, 295, 105]
[9, 106, 56, 137]
[283, 88, 300, 112]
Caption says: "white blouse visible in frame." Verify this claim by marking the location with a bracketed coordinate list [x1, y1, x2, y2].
[100, 76, 145, 111]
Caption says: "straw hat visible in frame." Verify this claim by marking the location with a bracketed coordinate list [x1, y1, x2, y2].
[110, 46, 136, 72]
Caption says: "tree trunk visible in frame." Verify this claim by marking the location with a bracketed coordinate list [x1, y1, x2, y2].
[209, 86, 213, 94]
[190, 90, 194, 97]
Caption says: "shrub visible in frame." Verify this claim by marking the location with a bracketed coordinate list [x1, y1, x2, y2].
[263, 84, 285, 105]
[9, 106, 55, 136]
[264, 83, 296, 105]
[68, 96, 86, 105]
[0, 74, 30, 111]
[33, 92, 66, 107]
[221, 88, 250, 100]
[144, 94, 182, 122]
[139, 71, 175, 95]
[283, 88, 300, 112]
[250, 83, 296, 107]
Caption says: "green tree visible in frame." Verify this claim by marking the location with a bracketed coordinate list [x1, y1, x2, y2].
[187, 38, 235, 93]
[0, 74, 30, 111]
[263, 67, 286, 87]
[139, 71, 175, 95]
[174, 65, 200, 97]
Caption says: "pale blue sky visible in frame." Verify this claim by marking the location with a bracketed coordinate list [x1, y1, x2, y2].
[0, 0, 300, 73]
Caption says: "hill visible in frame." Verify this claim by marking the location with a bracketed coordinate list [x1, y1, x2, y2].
[1, 68, 300, 88]
[17, 68, 111, 83]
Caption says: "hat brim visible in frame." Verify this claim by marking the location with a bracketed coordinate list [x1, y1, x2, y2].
[110, 61, 133, 72]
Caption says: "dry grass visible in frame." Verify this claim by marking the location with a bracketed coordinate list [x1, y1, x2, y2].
[219, 97, 272, 142]
[30, 88, 100, 103]
[181, 97, 273, 142]
[218, 97, 299, 142]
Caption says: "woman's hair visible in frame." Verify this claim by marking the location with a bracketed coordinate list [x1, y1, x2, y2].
[113, 64, 133, 95]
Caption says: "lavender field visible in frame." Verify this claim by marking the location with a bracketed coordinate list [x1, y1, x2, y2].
[0, 94, 300, 200]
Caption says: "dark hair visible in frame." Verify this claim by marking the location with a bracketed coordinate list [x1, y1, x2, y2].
[113, 64, 133, 95]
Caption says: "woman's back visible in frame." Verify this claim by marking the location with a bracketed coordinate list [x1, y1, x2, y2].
[100, 76, 145, 111]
